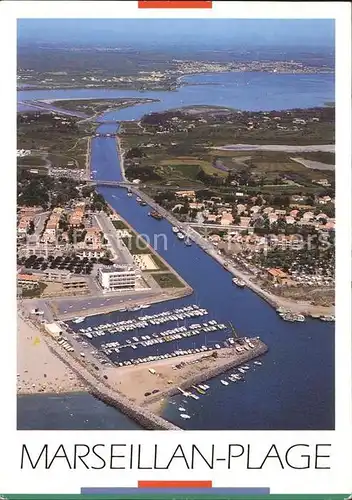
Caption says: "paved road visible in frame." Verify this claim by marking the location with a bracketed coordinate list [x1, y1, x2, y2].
[52, 289, 164, 317]
[34, 212, 49, 235]
[94, 212, 134, 265]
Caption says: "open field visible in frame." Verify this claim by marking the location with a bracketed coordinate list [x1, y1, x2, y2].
[112, 219, 129, 230]
[151, 272, 185, 288]
[120, 105, 335, 192]
[17, 155, 48, 167]
[290, 157, 335, 171]
[18, 114, 94, 169]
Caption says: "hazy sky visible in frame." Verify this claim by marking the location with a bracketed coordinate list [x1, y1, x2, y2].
[18, 19, 335, 49]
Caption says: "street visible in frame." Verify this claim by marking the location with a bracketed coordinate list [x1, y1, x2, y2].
[94, 212, 134, 265]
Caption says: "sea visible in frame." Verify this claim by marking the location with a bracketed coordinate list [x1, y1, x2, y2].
[17, 70, 335, 431]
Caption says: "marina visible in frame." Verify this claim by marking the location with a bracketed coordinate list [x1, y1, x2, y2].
[67, 304, 261, 368]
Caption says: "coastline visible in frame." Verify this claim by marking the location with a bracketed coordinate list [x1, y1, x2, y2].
[18, 310, 268, 429]
[17, 314, 86, 395]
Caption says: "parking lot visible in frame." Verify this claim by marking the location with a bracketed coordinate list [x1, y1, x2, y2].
[17, 254, 114, 276]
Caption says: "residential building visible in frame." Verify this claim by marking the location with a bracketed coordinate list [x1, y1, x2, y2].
[84, 227, 102, 250]
[285, 216, 295, 224]
[41, 269, 71, 282]
[267, 268, 290, 285]
[263, 207, 274, 214]
[77, 249, 106, 259]
[17, 219, 30, 235]
[303, 211, 314, 220]
[220, 213, 234, 226]
[316, 213, 328, 220]
[97, 265, 137, 291]
[314, 178, 331, 187]
[208, 234, 221, 244]
[268, 214, 278, 224]
[206, 214, 218, 223]
[236, 204, 246, 214]
[175, 190, 196, 200]
[17, 274, 40, 290]
[69, 205, 85, 227]
[240, 217, 251, 228]
[290, 209, 299, 218]
[250, 205, 261, 214]
[189, 202, 205, 210]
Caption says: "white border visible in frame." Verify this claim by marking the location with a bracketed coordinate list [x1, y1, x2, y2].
[0, 1, 351, 494]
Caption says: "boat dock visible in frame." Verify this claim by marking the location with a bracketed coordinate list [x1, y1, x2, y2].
[143, 338, 268, 408]
[37, 319, 180, 430]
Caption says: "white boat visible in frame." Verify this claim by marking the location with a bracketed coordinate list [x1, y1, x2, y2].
[178, 407, 186, 412]
[177, 232, 185, 240]
[220, 380, 229, 386]
[254, 361, 262, 366]
[232, 277, 246, 288]
[172, 226, 179, 233]
[238, 368, 246, 374]
[72, 317, 85, 324]
[185, 237, 192, 246]
[136, 197, 142, 203]
[180, 414, 191, 419]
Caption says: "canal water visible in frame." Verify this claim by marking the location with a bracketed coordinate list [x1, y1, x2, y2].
[17, 71, 335, 430]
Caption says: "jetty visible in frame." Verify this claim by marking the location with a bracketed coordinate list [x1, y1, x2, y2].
[143, 339, 268, 408]
[35, 319, 180, 430]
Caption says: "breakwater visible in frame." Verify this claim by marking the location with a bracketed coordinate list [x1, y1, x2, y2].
[145, 340, 268, 407]
[34, 319, 180, 430]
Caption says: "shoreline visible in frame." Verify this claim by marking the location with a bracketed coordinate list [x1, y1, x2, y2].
[18, 312, 268, 431]
[17, 314, 86, 395]
[17, 69, 335, 95]
[20, 315, 180, 429]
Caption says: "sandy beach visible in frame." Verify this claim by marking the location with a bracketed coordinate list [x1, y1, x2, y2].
[17, 315, 86, 395]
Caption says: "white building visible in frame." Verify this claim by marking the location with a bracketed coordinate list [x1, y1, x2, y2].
[97, 265, 137, 291]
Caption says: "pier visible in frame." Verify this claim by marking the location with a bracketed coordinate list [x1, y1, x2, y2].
[30, 314, 268, 430]
[37, 319, 180, 430]
[144, 340, 268, 408]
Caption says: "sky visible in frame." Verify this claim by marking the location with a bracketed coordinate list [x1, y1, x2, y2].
[18, 19, 335, 50]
